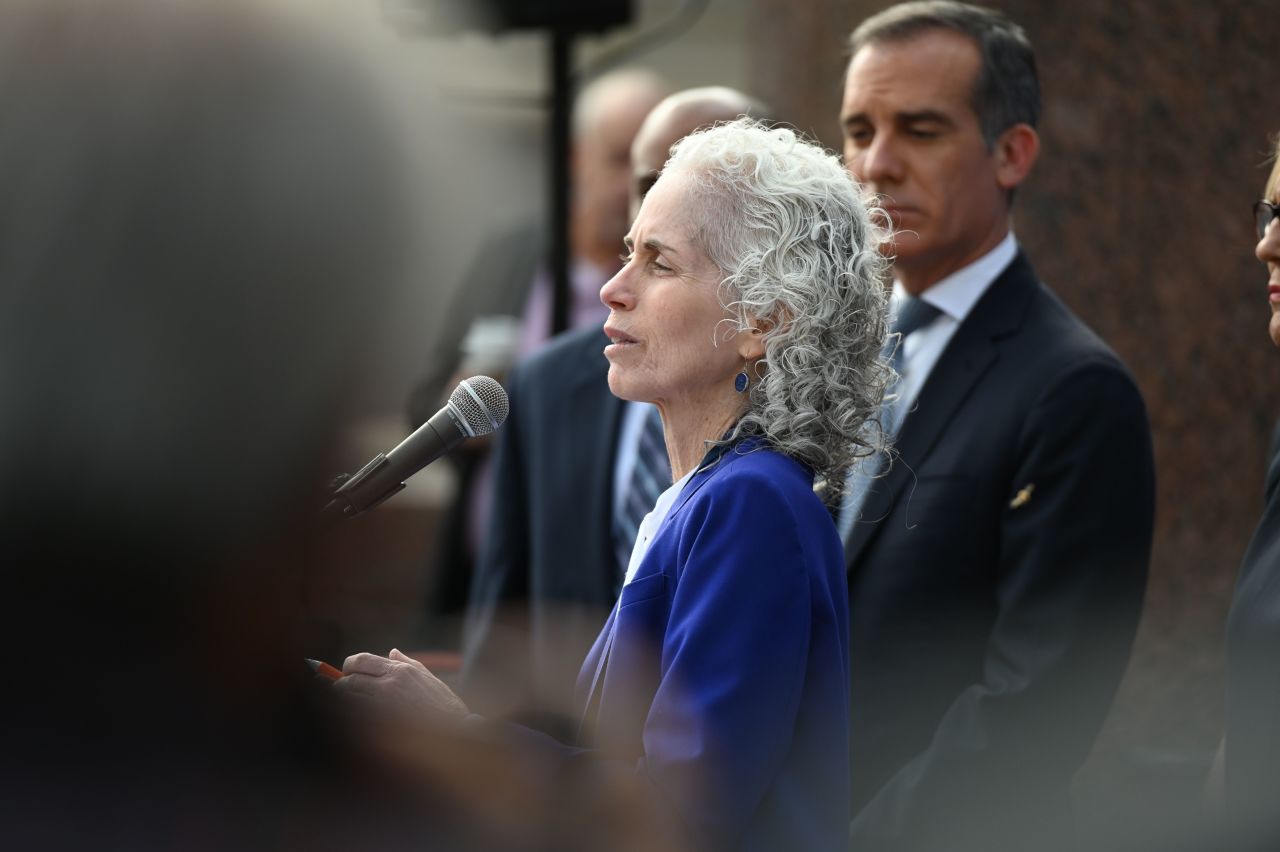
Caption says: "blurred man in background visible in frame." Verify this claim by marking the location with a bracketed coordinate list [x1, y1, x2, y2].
[406, 68, 670, 409]
[836, 3, 1155, 850]
[408, 70, 668, 645]
[461, 86, 768, 732]
[514, 69, 672, 356]
[0, 0, 435, 847]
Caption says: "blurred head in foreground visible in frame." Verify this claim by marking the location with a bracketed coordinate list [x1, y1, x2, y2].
[0, 3, 677, 849]
[0, 0, 433, 846]
[0, 0, 417, 562]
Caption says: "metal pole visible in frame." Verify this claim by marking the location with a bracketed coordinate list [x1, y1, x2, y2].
[548, 27, 573, 339]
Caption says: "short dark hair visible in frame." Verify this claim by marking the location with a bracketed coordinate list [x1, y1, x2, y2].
[849, 1, 1040, 148]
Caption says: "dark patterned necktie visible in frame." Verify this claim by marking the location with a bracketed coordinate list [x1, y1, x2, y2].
[838, 296, 943, 540]
[886, 296, 943, 372]
[613, 405, 671, 584]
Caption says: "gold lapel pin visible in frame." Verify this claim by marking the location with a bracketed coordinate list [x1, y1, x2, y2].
[1009, 483, 1035, 509]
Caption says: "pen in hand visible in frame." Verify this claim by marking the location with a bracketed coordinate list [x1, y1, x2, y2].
[305, 658, 344, 681]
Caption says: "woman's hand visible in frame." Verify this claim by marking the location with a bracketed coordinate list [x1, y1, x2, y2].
[336, 648, 469, 721]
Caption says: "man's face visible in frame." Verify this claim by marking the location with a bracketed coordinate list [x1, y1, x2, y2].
[841, 29, 1011, 293]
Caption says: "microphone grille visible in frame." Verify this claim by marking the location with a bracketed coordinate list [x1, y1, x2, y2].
[449, 375, 509, 437]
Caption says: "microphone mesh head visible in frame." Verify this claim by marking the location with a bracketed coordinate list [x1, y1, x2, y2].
[450, 376, 509, 437]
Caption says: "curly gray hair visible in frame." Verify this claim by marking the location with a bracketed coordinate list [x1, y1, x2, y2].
[662, 117, 892, 491]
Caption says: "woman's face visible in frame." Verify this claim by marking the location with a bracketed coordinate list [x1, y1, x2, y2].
[1260, 174, 1280, 347]
[600, 171, 762, 410]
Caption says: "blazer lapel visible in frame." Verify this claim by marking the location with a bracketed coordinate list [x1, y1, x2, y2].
[576, 445, 735, 738]
[659, 437, 744, 527]
[576, 604, 619, 741]
[844, 253, 1037, 571]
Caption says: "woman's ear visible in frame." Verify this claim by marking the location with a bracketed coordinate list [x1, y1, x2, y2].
[736, 318, 768, 362]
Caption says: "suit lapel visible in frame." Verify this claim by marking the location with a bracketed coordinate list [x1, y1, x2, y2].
[561, 330, 626, 589]
[572, 339, 623, 519]
[576, 447, 735, 738]
[576, 604, 619, 740]
[844, 253, 1038, 571]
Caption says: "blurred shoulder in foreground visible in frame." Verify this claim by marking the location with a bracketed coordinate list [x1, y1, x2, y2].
[0, 1, 662, 849]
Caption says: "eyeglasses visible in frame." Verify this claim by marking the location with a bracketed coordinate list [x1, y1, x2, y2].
[1255, 199, 1280, 241]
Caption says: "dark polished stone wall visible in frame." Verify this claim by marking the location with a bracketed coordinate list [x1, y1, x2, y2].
[748, 0, 1278, 841]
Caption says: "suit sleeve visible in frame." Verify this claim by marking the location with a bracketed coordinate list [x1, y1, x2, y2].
[849, 361, 1155, 850]
[639, 474, 821, 846]
[459, 363, 532, 705]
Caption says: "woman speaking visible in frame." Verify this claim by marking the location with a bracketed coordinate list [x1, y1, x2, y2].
[341, 118, 890, 851]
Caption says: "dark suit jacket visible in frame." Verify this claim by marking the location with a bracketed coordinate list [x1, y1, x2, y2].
[461, 325, 624, 724]
[845, 252, 1155, 852]
[1223, 421, 1280, 848]
[575, 444, 850, 852]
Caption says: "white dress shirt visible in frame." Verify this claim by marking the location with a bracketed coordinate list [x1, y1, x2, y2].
[623, 465, 695, 587]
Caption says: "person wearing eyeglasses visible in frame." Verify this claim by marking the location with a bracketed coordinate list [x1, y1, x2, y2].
[1221, 137, 1280, 849]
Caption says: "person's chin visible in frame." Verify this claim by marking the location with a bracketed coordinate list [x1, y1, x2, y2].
[606, 365, 646, 402]
[1269, 309, 1280, 348]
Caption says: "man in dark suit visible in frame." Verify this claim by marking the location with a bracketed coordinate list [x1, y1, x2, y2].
[460, 87, 767, 728]
[836, 4, 1155, 850]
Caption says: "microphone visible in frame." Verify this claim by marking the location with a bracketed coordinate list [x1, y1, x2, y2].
[319, 376, 509, 528]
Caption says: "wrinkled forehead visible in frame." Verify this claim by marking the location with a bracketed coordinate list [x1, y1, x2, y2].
[628, 169, 721, 268]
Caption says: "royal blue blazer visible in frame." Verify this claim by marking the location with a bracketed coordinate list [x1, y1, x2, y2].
[574, 442, 850, 851]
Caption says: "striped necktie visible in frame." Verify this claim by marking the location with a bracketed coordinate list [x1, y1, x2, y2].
[838, 296, 943, 541]
[613, 405, 671, 584]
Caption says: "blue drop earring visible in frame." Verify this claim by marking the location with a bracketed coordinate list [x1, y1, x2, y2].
[734, 370, 749, 393]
